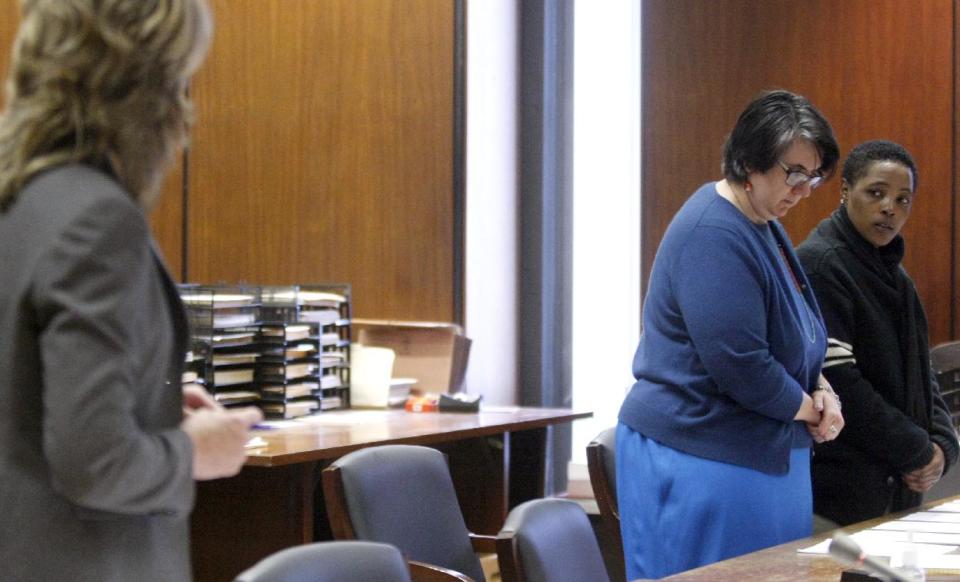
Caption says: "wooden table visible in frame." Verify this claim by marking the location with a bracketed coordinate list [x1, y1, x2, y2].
[652, 531, 853, 581]
[653, 499, 960, 581]
[191, 407, 591, 581]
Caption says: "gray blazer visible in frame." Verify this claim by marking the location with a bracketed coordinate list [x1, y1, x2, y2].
[0, 164, 195, 581]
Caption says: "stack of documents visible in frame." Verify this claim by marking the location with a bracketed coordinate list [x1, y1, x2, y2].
[799, 500, 960, 572]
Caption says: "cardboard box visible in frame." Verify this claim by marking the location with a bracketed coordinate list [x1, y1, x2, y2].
[353, 319, 471, 394]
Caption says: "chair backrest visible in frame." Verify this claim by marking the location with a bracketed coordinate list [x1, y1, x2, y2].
[931, 342, 960, 427]
[322, 444, 485, 582]
[586, 427, 625, 581]
[932, 341, 960, 389]
[497, 498, 610, 582]
[586, 427, 618, 519]
[234, 540, 413, 582]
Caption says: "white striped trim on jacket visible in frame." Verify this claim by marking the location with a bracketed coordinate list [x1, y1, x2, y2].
[824, 338, 855, 368]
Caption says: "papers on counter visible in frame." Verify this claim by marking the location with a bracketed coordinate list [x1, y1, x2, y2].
[799, 499, 960, 570]
[244, 436, 268, 449]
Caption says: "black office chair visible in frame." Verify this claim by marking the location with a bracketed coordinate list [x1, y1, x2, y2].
[932, 341, 960, 378]
[918, 342, 960, 501]
[932, 341, 960, 390]
[234, 540, 413, 582]
[322, 444, 494, 582]
[586, 427, 625, 581]
[931, 341, 960, 426]
[496, 498, 611, 582]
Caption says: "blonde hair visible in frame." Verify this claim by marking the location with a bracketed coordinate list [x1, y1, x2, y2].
[0, 0, 212, 211]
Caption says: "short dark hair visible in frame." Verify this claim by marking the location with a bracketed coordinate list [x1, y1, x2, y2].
[722, 90, 839, 185]
[841, 140, 918, 191]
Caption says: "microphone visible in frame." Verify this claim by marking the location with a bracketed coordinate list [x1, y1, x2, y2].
[828, 531, 913, 582]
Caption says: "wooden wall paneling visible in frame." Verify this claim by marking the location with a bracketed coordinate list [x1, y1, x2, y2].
[0, 4, 185, 276]
[0, 2, 18, 109]
[188, 0, 458, 322]
[642, 0, 955, 343]
[149, 155, 185, 281]
[955, 0, 960, 342]
[0, 3, 175, 550]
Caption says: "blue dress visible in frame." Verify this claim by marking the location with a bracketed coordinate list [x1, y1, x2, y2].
[617, 425, 812, 579]
[616, 183, 827, 579]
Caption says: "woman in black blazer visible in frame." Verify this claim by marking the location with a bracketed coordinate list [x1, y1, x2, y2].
[0, 1, 261, 580]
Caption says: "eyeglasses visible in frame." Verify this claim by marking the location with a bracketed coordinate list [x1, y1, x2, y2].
[778, 160, 824, 189]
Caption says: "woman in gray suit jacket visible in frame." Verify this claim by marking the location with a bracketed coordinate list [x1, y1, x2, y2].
[0, 1, 262, 580]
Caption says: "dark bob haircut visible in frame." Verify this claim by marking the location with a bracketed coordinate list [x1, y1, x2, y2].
[842, 139, 918, 192]
[722, 90, 839, 185]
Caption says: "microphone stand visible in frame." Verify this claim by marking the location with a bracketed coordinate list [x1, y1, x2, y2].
[828, 531, 914, 582]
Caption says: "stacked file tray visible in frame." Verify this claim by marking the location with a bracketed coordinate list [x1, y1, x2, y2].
[259, 284, 352, 417]
[181, 349, 205, 393]
[179, 285, 262, 407]
[257, 321, 320, 419]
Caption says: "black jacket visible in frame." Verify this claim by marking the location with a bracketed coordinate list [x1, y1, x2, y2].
[797, 207, 959, 526]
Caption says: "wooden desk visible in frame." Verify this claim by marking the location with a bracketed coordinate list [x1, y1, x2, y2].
[656, 500, 960, 581]
[654, 532, 846, 581]
[191, 407, 591, 581]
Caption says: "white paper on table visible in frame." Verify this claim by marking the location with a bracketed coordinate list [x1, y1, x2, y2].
[930, 500, 960, 511]
[849, 529, 960, 547]
[874, 520, 960, 534]
[910, 531, 960, 545]
[797, 539, 831, 554]
[798, 530, 955, 557]
[912, 553, 960, 570]
[927, 501, 960, 513]
[899, 511, 960, 523]
[245, 436, 268, 449]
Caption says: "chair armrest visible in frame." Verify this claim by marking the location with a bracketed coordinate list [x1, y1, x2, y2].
[469, 533, 499, 554]
[408, 560, 476, 582]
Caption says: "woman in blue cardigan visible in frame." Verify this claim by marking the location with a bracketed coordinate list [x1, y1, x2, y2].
[617, 90, 845, 579]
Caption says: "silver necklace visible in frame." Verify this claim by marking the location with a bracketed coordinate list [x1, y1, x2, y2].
[773, 239, 817, 344]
